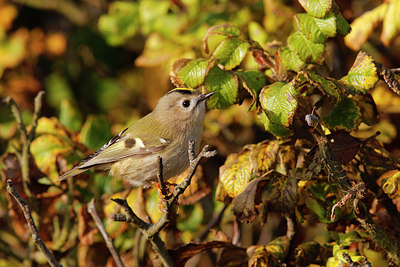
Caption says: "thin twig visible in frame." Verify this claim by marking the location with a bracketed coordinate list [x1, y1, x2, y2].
[157, 156, 168, 196]
[306, 115, 400, 265]
[6, 179, 62, 267]
[111, 140, 217, 267]
[88, 198, 124, 267]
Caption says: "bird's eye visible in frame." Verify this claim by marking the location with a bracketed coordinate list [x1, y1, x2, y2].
[182, 100, 190, 108]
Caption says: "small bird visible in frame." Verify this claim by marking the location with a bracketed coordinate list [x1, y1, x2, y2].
[58, 88, 214, 187]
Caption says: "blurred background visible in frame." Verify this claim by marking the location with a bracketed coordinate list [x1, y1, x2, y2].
[0, 0, 400, 266]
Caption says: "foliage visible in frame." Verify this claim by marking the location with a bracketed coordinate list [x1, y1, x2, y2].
[1, 0, 400, 266]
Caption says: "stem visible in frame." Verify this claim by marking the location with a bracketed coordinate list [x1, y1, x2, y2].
[6, 180, 62, 267]
[88, 199, 124, 267]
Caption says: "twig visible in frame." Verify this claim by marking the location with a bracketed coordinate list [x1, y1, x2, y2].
[111, 140, 217, 267]
[331, 183, 365, 222]
[6, 180, 62, 267]
[5, 91, 45, 199]
[88, 199, 124, 267]
[157, 156, 168, 196]
[306, 116, 400, 265]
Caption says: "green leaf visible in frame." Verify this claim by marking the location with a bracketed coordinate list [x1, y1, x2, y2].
[259, 82, 298, 137]
[279, 47, 306, 72]
[59, 100, 83, 131]
[235, 70, 267, 110]
[80, 115, 114, 150]
[296, 12, 336, 43]
[203, 24, 241, 54]
[322, 98, 361, 131]
[288, 31, 325, 63]
[340, 52, 378, 94]
[98, 2, 139, 46]
[204, 66, 238, 109]
[305, 197, 326, 219]
[212, 37, 249, 70]
[335, 12, 351, 36]
[298, 0, 332, 18]
[300, 72, 342, 102]
[170, 58, 214, 88]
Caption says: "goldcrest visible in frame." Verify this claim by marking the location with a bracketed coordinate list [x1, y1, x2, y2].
[58, 88, 214, 187]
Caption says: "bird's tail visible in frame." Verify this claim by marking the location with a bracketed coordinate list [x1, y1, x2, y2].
[58, 166, 87, 182]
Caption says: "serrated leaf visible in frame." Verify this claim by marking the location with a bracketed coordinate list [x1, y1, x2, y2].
[298, 0, 332, 18]
[340, 52, 378, 94]
[98, 2, 139, 46]
[344, 4, 387, 51]
[322, 98, 361, 131]
[235, 70, 267, 110]
[219, 140, 280, 198]
[204, 66, 238, 109]
[300, 72, 342, 102]
[382, 171, 400, 199]
[259, 82, 298, 137]
[80, 115, 114, 150]
[296, 12, 336, 43]
[247, 236, 290, 267]
[170, 58, 214, 88]
[288, 31, 325, 63]
[381, 0, 400, 46]
[279, 46, 306, 72]
[203, 24, 241, 54]
[212, 37, 249, 70]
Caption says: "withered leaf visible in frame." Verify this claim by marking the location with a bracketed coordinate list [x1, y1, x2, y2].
[169, 241, 236, 267]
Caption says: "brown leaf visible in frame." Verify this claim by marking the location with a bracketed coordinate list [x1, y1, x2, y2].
[327, 131, 362, 164]
[169, 241, 235, 267]
[217, 246, 248, 267]
[231, 175, 271, 223]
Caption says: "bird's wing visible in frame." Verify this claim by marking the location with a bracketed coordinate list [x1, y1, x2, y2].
[58, 126, 171, 181]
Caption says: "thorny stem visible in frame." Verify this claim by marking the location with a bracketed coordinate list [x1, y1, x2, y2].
[6, 180, 62, 267]
[88, 199, 124, 267]
[111, 140, 217, 267]
[306, 115, 400, 265]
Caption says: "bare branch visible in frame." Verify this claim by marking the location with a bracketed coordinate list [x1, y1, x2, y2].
[6, 179, 62, 267]
[88, 199, 124, 267]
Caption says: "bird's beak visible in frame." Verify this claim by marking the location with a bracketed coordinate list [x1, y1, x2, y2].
[198, 92, 215, 102]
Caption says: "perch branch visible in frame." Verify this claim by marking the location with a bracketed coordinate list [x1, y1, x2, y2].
[111, 140, 217, 267]
[88, 199, 124, 267]
[6, 180, 61, 267]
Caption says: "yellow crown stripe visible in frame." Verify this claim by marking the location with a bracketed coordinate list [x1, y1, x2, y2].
[167, 88, 196, 95]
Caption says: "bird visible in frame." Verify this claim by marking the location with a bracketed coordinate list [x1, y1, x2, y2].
[58, 88, 215, 187]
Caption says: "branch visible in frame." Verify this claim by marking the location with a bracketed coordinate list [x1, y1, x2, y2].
[306, 115, 400, 265]
[111, 140, 217, 267]
[6, 180, 61, 267]
[88, 199, 124, 267]
[5, 91, 45, 199]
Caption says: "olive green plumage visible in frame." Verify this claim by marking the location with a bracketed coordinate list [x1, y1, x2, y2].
[58, 88, 214, 187]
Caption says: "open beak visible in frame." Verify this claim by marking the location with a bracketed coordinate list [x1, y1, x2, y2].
[198, 92, 215, 102]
